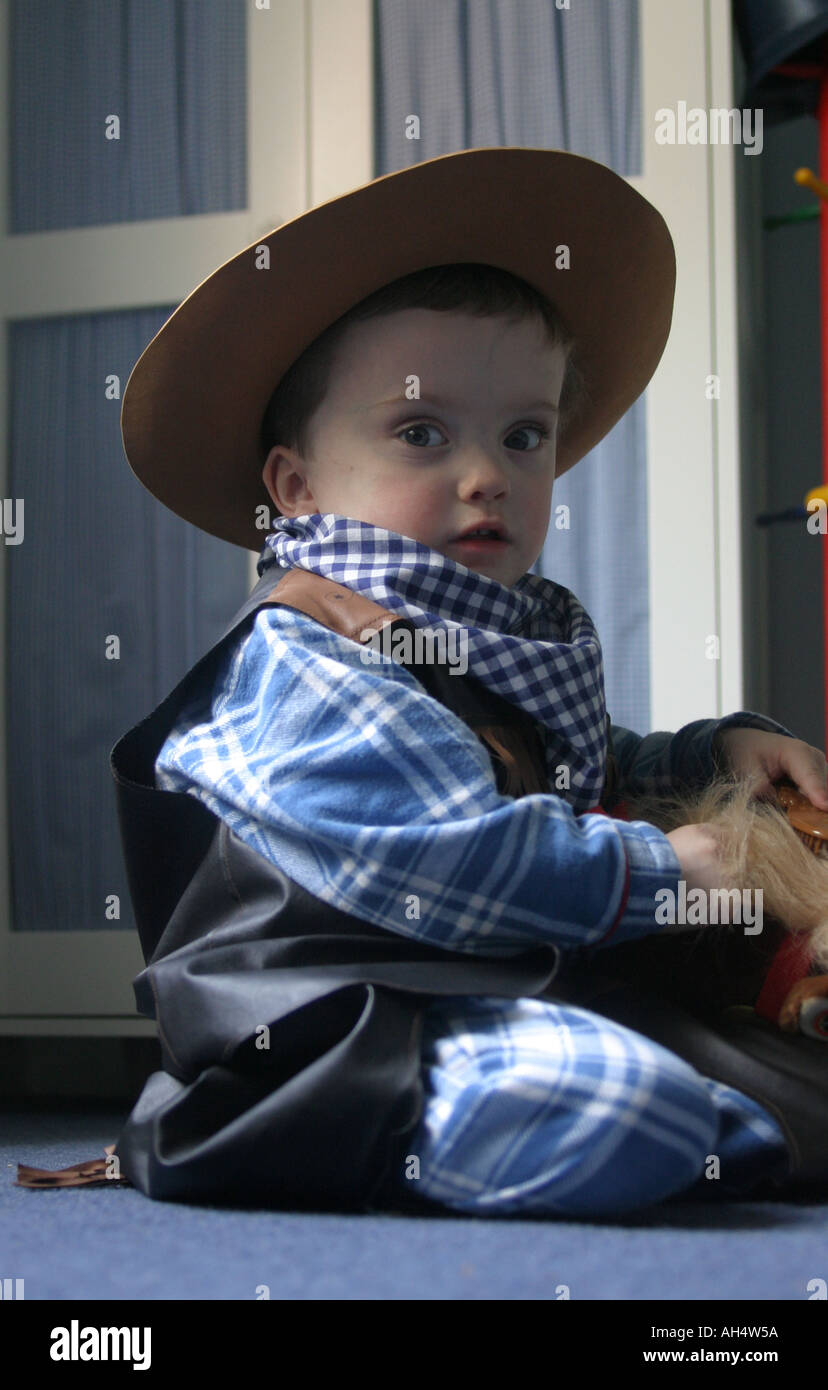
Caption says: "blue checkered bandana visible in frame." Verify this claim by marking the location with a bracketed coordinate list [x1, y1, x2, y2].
[262, 513, 609, 811]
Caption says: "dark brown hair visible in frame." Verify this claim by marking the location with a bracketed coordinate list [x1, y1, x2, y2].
[259, 262, 589, 461]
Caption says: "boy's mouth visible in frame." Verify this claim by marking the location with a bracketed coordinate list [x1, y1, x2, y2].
[451, 536, 510, 552]
[450, 520, 511, 550]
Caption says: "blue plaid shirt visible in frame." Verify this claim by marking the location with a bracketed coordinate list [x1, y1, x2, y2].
[155, 602, 795, 956]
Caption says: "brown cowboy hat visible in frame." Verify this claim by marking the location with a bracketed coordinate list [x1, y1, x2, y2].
[120, 146, 676, 552]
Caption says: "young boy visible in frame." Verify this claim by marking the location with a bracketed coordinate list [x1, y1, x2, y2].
[111, 148, 828, 1217]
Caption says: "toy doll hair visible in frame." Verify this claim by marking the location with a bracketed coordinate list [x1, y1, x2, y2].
[623, 772, 828, 972]
[259, 262, 592, 462]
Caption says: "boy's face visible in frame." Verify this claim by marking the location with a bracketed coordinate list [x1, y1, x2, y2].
[262, 308, 567, 587]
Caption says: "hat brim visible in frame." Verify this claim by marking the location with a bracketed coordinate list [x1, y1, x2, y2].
[121, 146, 676, 551]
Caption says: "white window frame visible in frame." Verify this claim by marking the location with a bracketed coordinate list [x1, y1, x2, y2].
[637, 0, 744, 732]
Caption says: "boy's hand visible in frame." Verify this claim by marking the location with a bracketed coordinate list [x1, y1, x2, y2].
[713, 728, 828, 811]
[664, 822, 732, 896]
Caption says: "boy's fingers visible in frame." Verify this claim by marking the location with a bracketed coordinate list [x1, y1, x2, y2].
[776, 746, 828, 809]
[795, 765, 828, 809]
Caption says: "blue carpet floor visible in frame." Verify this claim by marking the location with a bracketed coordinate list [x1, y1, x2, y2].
[2, 1105, 827, 1300]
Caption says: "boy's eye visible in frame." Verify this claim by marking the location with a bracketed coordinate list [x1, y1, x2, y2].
[397, 423, 550, 449]
[505, 425, 548, 450]
[398, 423, 445, 448]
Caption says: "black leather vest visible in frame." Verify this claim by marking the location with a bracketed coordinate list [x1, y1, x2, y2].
[110, 558, 569, 1211]
[110, 556, 828, 1208]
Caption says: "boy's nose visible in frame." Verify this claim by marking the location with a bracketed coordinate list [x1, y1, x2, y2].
[458, 452, 510, 497]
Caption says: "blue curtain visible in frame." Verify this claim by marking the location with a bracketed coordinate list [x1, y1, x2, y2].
[10, 0, 247, 231]
[373, 0, 649, 735]
[9, 0, 250, 932]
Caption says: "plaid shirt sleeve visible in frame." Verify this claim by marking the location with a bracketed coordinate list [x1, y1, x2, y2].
[154, 605, 768, 959]
[609, 709, 799, 800]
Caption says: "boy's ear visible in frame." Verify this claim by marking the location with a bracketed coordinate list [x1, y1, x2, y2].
[262, 446, 315, 517]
